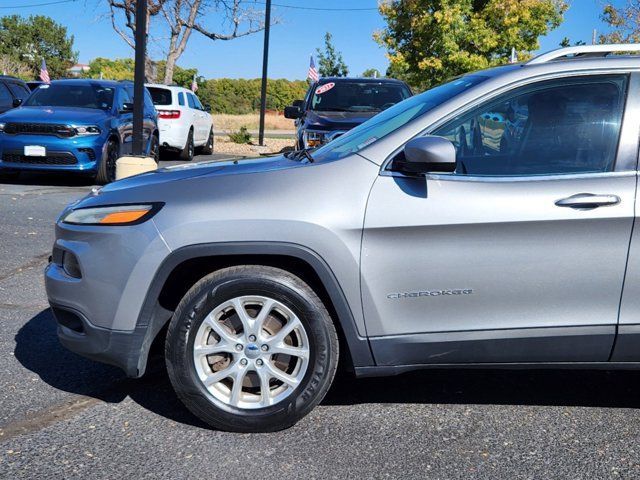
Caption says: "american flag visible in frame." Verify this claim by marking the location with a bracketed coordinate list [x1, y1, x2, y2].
[307, 55, 319, 82]
[191, 73, 198, 92]
[40, 58, 50, 83]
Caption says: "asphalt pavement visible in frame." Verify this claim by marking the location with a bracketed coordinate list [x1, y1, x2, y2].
[1, 154, 640, 479]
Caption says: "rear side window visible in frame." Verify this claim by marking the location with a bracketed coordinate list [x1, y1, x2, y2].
[433, 75, 627, 176]
[7, 82, 30, 100]
[178, 92, 185, 106]
[147, 87, 172, 106]
[187, 93, 196, 109]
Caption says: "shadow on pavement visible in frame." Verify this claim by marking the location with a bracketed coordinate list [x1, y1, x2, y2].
[15, 309, 640, 431]
[14, 309, 209, 429]
[2, 171, 96, 188]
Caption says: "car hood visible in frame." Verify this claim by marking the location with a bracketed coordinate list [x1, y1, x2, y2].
[98, 155, 309, 194]
[305, 110, 378, 130]
[0, 106, 111, 124]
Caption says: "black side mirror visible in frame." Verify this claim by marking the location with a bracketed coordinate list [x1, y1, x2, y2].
[203, 104, 212, 113]
[399, 136, 457, 174]
[120, 102, 133, 113]
[12, 98, 23, 108]
[284, 105, 302, 119]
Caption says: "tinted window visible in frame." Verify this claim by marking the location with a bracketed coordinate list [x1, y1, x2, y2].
[25, 83, 114, 110]
[7, 82, 30, 100]
[310, 81, 411, 112]
[178, 92, 185, 106]
[148, 87, 172, 106]
[433, 76, 627, 176]
[193, 95, 204, 110]
[187, 93, 196, 109]
[117, 87, 132, 110]
[313, 75, 488, 162]
[0, 83, 12, 108]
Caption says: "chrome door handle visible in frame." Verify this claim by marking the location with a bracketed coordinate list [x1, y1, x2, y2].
[555, 193, 621, 209]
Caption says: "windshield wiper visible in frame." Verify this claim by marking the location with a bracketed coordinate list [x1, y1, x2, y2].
[284, 149, 315, 163]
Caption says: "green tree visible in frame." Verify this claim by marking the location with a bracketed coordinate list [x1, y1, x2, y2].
[559, 37, 586, 47]
[0, 15, 77, 80]
[600, 2, 640, 44]
[375, 0, 567, 90]
[84, 58, 135, 80]
[362, 68, 381, 78]
[316, 32, 349, 77]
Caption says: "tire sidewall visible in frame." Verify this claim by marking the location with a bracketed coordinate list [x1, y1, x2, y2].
[167, 271, 336, 430]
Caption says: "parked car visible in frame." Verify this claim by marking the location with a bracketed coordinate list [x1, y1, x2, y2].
[0, 79, 159, 183]
[146, 84, 214, 161]
[46, 44, 640, 433]
[284, 77, 412, 149]
[0, 75, 31, 114]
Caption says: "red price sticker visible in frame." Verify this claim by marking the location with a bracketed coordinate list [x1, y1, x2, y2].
[315, 82, 335, 95]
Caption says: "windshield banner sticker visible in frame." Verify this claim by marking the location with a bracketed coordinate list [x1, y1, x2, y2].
[315, 82, 335, 95]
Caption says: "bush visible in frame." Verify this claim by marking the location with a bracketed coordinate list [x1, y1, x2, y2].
[229, 126, 252, 144]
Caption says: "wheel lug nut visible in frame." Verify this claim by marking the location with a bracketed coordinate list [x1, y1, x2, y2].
[256, 359, 263, 366]
[248, 335, 257, 342]
[240, 358, 248, 366]
[235, 344, 243, 351]
[261, 345, 269, 352]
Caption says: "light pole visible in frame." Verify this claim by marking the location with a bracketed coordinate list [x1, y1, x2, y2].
[132, 0, 148, 156]
[258, 0, 271, 146]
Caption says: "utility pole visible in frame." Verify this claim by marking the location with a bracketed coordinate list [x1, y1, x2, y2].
[258, 0, 271, 147]
[592, 29, 597, 45]
[132, 0, 148, 156]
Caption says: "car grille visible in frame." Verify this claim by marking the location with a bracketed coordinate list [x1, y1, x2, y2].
[3, 122, 75, 137]
[2, 151, 78, 165]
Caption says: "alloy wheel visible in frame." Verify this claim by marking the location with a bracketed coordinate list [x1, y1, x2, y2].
[192, 295, 310, 409]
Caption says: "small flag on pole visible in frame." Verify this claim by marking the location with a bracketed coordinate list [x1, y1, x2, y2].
[40, 58, 51, 83]
[509, 47, 518, 64]
[191, 73, 198, 92]
[307, 55, 319, 82]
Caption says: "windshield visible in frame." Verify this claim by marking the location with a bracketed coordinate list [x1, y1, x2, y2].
[24, 84, 115, 110]
[312, 75, 488, 162]
[310, 81, 412, 112]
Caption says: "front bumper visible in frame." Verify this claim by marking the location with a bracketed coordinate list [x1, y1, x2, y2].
[45, 218, 172, 377]
[50, 302, 150, 376]
[0, 133, 106, 172]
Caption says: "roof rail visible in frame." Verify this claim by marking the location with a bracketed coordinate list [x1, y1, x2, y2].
[527, 44, 640, 65]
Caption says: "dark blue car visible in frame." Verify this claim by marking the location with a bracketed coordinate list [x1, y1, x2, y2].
[0, 79, 159, 184]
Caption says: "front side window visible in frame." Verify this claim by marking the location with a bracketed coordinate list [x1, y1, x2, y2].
[432, 75, 627, 176]
[0, 83, 12, 108]
[7, 82, 30, 100]
[25, 83, 114, 110]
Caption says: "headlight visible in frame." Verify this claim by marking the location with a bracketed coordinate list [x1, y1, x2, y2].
[0, 123, 5, 133]
[303, 130, 327, 148]
[74, 125, 101, 136]
[61, 203, 163, 226]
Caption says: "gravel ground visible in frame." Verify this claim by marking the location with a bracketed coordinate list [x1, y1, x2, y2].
[1, 161, 640, 479]
[214, 135, 295, 156]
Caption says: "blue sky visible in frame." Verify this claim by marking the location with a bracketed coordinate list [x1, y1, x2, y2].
[3, 0, 627, 80]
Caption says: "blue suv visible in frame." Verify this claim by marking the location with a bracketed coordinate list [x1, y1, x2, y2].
[0, 79, 159, 183]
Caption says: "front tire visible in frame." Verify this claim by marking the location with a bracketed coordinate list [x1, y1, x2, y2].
[95, 138, 119, 184]
[198, 128, 214, 155]
[165, 265, 339, 432]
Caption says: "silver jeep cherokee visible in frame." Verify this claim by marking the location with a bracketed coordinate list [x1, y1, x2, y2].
[46, 45, 640, 432]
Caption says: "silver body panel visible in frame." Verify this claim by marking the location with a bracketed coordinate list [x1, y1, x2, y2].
[45, 55, 640, 375]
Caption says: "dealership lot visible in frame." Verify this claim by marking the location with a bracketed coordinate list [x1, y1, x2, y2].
[1, 161, 640, 478]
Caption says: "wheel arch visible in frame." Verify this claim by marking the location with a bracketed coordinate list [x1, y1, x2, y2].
[135, 242, 374, 377]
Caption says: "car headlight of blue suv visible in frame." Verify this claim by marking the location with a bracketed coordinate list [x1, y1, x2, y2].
[72, 125, 101, 136]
